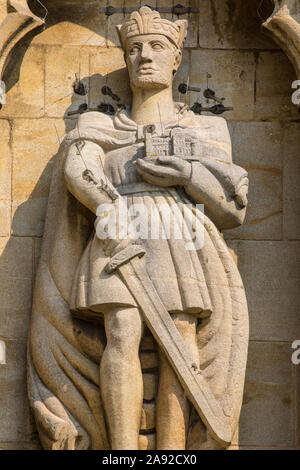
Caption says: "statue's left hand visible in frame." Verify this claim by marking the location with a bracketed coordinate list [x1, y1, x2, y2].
[134, 156, 191, 188]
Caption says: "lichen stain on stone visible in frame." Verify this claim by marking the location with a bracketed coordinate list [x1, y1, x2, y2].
[225, 0, 264, 42]
[242, 383, 265, 405]
[248, 211, 282, 226]
[226, 0, 239, 29]
[281, 395, 292, 407]
[209, 0, 224, 45]
[242, 165, 281, 176]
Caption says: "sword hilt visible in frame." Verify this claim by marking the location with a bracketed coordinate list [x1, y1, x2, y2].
[105, 244, 146, 274]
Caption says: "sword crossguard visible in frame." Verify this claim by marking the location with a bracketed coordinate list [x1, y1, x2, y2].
[105, 244, 146, 274]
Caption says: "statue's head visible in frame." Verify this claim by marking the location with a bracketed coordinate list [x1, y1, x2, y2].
[116, 6, 187, 91]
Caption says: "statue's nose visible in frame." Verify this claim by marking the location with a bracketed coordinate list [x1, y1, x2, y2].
[140, 44, 153, 62]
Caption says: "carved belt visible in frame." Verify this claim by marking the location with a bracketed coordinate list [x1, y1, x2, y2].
[116, 182, 171, 196]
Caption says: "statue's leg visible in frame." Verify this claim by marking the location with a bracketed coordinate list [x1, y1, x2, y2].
[156, 312, 199, 450]
[100, 306, 144, 450]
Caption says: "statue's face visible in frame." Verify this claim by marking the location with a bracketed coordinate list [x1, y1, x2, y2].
[125, 34, 181, 90]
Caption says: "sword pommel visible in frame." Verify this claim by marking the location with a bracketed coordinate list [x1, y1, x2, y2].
[105, 244, 146, 274]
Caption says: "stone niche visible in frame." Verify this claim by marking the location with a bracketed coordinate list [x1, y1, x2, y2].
[0, 0, 299, 450]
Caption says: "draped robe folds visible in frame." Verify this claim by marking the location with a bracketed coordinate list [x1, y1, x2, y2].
[27, 105, 249, 450]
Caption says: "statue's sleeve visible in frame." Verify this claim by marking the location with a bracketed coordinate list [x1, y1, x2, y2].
[64, 139, 121, 215]
[185, 117, 249, 230]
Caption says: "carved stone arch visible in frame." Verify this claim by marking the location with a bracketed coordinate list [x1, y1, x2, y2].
[262, 0, 300, 79]
[0, 0, 44, 103]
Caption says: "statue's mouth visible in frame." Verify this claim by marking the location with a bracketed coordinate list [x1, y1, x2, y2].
[137, 67, 157, 74]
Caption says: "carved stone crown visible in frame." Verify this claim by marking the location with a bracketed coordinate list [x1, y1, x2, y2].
[116, 6, 188, 50]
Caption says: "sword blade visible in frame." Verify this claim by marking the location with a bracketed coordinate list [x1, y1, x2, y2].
[117, 256, 231, 447]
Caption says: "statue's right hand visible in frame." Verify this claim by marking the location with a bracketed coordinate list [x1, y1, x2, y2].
[101, 237, 134, 258]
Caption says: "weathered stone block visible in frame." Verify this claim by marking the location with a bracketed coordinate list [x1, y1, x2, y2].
[11, 199, 49, 239]
[140, 402, 155, 431]
[0, 237, 32, 339]
[228, 240, 300, 342]
[284, 122, 300, 240]
[190, 50, 255, 120]
[0, 120, 12, 236]
[45, 46, 89, 118]
[157, 0, 173, 24]
[172, 0, 198, 48]
[0, 236, 32, 284]
[198, 0, 278, 50]
[0, 339, 35, 442]
[140, 351, 158, 370]
[140, 333, 156, 351]
[228, 121, 283, 170]
[143, 373, 157, 401]
[224, 167, 282, 240]
[107, 0, 124, 47]
[0, 120, 11, 200]
[173, 49, 190, 105]
[224, 122, 283, 240]
[240, 341, 294, 448]
[0, 201, 10, 237]
[0, 441, 41, 450]
[34, 21, 105, 47]
[89, 47, 132, 110]
[255, 52, 299, 121]
[0, 46, 44, 118]
[12, 118, 65, 237]
[0, 0, 7, 24]
[31, 5, 106, 47]
[140, 0, 156, 6]
[33, 238, 42, 277]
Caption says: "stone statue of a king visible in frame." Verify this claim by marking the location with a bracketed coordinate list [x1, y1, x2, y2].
[28, 6, 249, 451]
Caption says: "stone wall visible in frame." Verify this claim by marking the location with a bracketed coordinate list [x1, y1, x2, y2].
[0, 0, 299, 449]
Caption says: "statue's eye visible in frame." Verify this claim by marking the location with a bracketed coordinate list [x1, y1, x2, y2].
[129, 45, 140, 55]
[151, 42, 164, 50]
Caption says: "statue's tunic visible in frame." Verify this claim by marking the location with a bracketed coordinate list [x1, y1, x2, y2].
[68, 107, 247, 321]
[71, 145, 213, 319]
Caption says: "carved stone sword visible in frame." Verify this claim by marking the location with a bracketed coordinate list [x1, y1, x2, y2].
[105, 244, 232, 447]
